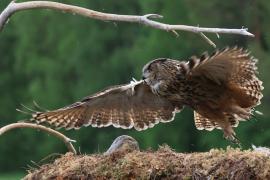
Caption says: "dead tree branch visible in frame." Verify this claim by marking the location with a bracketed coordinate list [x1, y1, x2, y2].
[0, 122, 77, 154]
[0, 0, 254, 47]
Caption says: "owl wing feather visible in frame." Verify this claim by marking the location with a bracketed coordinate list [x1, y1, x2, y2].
[194, 111, 241, 131]
[31, 80, 180, 131]
[187, 47, 263, 132]
[188, 47, 263, 106]
[194, 111, 219, 131]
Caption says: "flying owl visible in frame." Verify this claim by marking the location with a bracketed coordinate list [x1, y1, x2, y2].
[24, 47, 263, 143]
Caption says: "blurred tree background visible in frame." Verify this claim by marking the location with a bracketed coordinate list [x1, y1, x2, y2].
[0, 0, 269, 177]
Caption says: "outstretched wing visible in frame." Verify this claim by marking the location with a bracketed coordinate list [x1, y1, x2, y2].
[187, 47, 263, 133]
[187, 47, 263, 107]
[30, 80, 181, 131]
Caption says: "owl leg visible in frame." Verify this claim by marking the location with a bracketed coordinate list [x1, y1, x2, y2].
[222, 125, 241, 145]
[229, 105, 251, 120]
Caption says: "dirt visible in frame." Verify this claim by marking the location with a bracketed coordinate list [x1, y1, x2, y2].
[24, 146, 270, 180]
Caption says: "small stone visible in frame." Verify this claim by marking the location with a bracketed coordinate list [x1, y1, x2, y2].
[104, 135, 139, 155]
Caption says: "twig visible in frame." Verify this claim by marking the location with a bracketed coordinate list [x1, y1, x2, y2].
[0, 1, 254, 47]
[0, 122, 77, 154]
[199, 32, 216, 48]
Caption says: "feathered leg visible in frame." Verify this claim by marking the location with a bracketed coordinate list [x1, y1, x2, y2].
[222, 123, 241, 145]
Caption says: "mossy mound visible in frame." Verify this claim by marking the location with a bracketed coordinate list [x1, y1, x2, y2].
[24, 146, 270, 179]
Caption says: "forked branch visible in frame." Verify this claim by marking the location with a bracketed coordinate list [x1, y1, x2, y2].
[0, 122, 77, 154]
[0, 0, 254, 47]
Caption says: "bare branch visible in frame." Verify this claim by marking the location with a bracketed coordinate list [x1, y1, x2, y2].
[0, 122, 77, 154]
[0, 1, 254, 46]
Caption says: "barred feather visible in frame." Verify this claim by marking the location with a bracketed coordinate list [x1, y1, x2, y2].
[194, 111, 240, 131]
[189, 47, 263, 141]
[194, 111, 218, 131]
[30, 81, 180, 131]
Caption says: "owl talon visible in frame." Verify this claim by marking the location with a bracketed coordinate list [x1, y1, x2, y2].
[223, 133, 241, 147]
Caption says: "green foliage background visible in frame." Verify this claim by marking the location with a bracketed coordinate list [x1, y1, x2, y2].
[0, 0, 269, 174]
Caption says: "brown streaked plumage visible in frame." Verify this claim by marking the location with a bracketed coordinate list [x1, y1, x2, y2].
[30, 81, 180, 131]
[25, 47, 263, 143]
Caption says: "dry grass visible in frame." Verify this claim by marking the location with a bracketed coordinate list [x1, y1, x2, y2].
[24, 146, 270, 180]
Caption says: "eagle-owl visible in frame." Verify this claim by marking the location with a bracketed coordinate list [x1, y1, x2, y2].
[25, 47, 263, 143]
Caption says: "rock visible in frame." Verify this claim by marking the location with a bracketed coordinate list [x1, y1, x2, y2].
[104, 135, 139, 155]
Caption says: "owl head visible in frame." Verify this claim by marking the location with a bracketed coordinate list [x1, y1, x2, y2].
[142, 58, 181, 83]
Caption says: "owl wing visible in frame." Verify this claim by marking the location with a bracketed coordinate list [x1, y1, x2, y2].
[194, 111, 239, 131]
[30, 80, 181, 131]
[187, 47, 245, 83]
[187, 47, 263, 101]
[187, 47, 263, 107]
[187, 47, 263, 134]
[194, 111, 218, 131]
